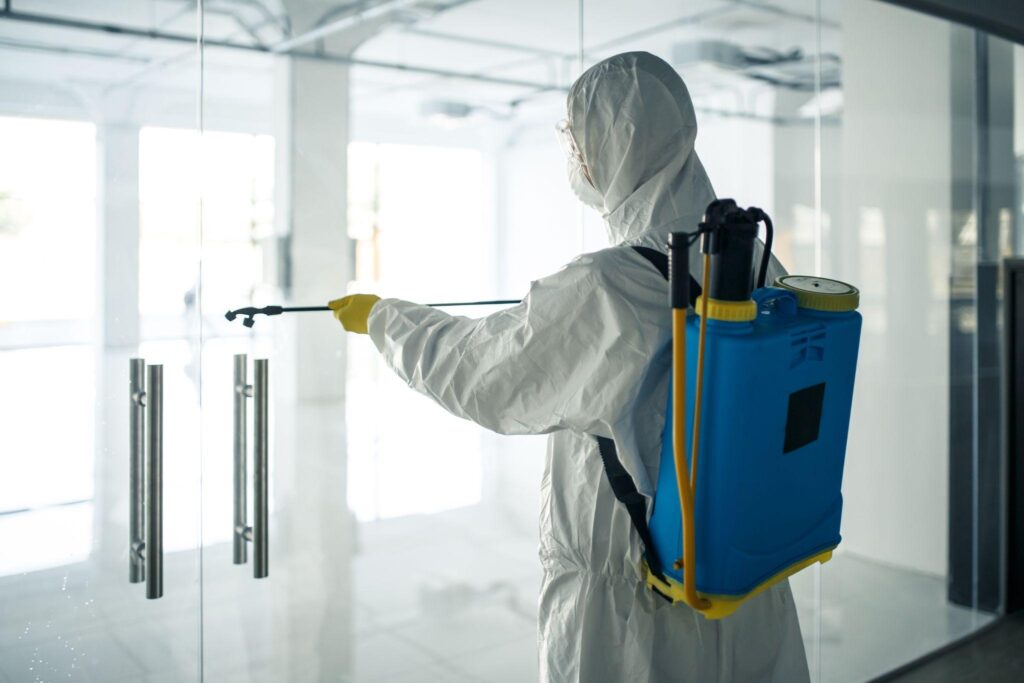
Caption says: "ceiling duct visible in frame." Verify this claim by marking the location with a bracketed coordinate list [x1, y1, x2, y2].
[672, 39, 840, 92]
[673, 40, 750, 71]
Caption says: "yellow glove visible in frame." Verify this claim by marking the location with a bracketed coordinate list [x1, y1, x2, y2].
[328, 294, 381, 334]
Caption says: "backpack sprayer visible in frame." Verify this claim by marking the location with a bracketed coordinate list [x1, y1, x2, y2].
[646, 199, 861, 618]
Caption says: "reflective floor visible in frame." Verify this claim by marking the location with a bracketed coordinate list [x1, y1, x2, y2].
[0, 488, 994, 682]
[0, 347, 996, 682]
[791, 555, 992, 683]
[884, 612, 1024, 683]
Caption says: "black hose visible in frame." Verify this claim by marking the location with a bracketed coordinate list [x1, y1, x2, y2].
[756, 213, 774, 289]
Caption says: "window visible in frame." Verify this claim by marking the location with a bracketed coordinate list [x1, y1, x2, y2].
[0, 116, 96, 324]
[346, 142, 487, 520]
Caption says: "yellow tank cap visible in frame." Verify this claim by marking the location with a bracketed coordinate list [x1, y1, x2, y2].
[694, 296, 757, 322]
[774, 275, 860, 312]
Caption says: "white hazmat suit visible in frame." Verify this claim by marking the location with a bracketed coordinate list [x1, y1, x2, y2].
[367, 51, 809, 682]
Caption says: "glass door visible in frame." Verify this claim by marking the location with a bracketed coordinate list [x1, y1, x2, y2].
[575, 0, 1013, 681]
[0, 2, 204, 681]
[194, 17, 355, 683]
[195, 0, 580, 680]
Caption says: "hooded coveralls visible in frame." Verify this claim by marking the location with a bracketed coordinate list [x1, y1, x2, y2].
[367, 51, 810, 683]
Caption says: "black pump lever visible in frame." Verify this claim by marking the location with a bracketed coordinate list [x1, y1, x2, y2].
[225, 300, 521, 328]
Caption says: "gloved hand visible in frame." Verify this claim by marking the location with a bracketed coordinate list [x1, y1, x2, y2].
[328, 294, 381, 334]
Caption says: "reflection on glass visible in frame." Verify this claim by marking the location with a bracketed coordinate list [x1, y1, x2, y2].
[0, 117, 97, 324]
[0, 4, 204, 680]
[0, 0, 1017, 680]
[140, 127, 273, 322]
[346, 142, 487, 520]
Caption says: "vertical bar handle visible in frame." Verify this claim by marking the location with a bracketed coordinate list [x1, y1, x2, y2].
[253, 359, 269, 579]
[146, 364, 164, 599]
[233, 354, 250, 565]
[129, 358, 146, 584]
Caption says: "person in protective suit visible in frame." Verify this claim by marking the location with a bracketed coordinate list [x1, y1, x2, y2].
[331, 51, 809, 683]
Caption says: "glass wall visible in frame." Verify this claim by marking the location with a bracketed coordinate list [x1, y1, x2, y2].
[0, 0, 1019, 681]
[342, 6, 582, 680]
[0, 1, 205, 681]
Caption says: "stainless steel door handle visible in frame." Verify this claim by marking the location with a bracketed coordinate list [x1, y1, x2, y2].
[232, 355, 269, 579]
[253, 359, 269, 579]
[129, 359, 163, 599]
[233, 354, 251, 565]
[129, 359, 146, 585]
[146, 364, 164, 599]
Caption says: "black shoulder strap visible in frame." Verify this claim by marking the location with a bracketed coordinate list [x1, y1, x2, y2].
[631, 246, 669, 279]
[596, 436, 666, 582]
[589, 245, 701, 586]
[630, 245, 702, 306]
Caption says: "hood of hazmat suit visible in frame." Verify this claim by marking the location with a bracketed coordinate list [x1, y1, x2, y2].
[366, 51, 807, 682]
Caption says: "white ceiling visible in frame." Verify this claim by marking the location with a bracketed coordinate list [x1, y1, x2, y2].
[0, 0, 843, 129]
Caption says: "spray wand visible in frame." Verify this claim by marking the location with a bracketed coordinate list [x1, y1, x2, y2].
[225, 299, 521, 328]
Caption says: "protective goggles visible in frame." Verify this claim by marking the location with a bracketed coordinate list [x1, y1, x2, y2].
[556, 118, 585, 167]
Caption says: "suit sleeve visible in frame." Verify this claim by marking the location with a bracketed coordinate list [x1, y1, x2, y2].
[367, 255, 655, 438]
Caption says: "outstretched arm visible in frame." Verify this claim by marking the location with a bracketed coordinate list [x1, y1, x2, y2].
[365, 255, 652, 438]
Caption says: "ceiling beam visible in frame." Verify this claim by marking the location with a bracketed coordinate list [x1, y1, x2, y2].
[270, 0, 420, 54]
[403, 27, 573, 60]
[0, 8, 566, 92]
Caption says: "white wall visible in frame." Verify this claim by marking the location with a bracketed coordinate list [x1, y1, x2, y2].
[833, 0, 954, 576]
[1016, 45, 1024, 158]
[698, 110, 774, 217]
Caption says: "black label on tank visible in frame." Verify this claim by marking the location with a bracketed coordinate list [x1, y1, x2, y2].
[784, 382, 826, 453]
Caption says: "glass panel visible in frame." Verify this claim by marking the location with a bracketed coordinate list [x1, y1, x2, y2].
[1017, 45, 1024, 255]
[577, 1, 1014, 682]
[194, 41, 284, 683]
[0, 3, 203, 682]
[193, 0, 1016, 679]
[583, 0, 827, 676]
[346, 4, 581, 681]
[818, 2, 1011, 680]
[347, 142, 488, 520]
[197, 0, 579, 680]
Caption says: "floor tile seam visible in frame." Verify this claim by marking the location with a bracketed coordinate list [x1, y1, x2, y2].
[441, 633, 541, 683]
[386, 625, 494, 676]
[389, 623, 537, 669]
[370, 606, 538, 636]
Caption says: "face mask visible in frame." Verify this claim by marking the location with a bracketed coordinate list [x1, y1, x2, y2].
[568, 159, 604, 213]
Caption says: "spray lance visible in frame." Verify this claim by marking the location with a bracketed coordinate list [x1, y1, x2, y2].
[224, 299, 521, 328]
[222, 202, 769, 329]
[224, 199, 770, 329]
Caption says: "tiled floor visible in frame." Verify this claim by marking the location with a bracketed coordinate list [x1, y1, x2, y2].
[0, 353, 999, 681]
[350, 507, 540, 683]
[789, 553, 995, 683]
[879, 611, 1024, 683]
[0, 503, 1000, 682]
[346, 513, 998, 683]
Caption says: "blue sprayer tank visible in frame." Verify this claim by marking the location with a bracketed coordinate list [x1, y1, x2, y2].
[644, 200, 862, 618]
